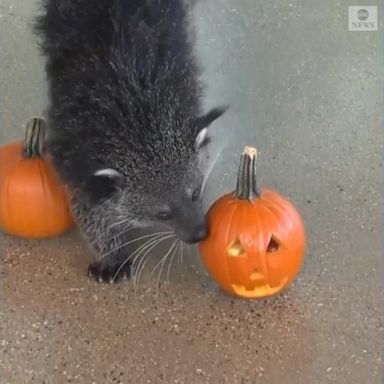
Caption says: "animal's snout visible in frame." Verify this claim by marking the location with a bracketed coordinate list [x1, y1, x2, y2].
[184, 224, 208, 244]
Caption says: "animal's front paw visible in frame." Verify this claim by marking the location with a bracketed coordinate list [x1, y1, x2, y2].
[88, 260, 131, 283]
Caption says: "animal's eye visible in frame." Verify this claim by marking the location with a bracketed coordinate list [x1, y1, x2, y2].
[157, 211, 172, 220]
[192, 188, 200, 202]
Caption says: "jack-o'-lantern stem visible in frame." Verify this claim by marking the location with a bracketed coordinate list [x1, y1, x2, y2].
[235, 146, 260, 200]
[23, 117, 47, 158]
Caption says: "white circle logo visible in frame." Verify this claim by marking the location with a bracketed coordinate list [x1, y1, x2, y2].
[357, 9, 369, 21]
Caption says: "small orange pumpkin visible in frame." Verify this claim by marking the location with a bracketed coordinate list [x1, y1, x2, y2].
[199, 146, 306, 299]
[0, 117, 73, 238]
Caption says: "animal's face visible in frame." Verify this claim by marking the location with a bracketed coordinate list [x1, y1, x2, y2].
[86, 107, 227, 244]
[143, 160, 208, 244]
[161, 188, 207, 244]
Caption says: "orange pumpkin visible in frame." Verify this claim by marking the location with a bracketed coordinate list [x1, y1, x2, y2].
[199, 146, 306, 299]
[0, 117, 73, 238]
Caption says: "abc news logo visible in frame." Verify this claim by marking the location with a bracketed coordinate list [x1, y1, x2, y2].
[349, 6, 378, 31]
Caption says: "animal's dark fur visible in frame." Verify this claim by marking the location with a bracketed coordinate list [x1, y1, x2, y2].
[35, 0, 226, 282]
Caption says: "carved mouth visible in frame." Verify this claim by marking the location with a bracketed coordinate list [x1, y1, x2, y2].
[231, 277, 289, 298]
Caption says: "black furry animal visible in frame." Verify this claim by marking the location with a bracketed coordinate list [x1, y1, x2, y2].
[35, 0, 226, 282]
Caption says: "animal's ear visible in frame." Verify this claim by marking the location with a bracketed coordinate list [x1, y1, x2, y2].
[194, 106, 228, 149]
[85, 168, 123, 202]
[93, 168, 121, 178]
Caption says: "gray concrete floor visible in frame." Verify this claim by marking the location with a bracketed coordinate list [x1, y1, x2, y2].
[1, 0, 383, 383]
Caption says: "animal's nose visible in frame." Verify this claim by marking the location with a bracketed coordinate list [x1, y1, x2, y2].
[189, 224, 208, 243]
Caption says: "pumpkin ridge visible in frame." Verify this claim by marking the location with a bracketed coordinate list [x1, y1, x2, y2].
[259, 200, 285, 230]
[4, 170, 15, 233]
[262, 197, 293, 225]
[253, 205, 271, 285]
[263, 191, 297, 222]
[252, 199, 264, 251]
[222, 203, 240, 285]
[37, 159, 52, 234]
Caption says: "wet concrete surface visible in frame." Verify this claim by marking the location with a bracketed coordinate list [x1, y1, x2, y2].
[0, 0, 383, 383]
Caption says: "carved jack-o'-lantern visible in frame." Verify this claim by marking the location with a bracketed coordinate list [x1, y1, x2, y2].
[199, 146, 306, 299]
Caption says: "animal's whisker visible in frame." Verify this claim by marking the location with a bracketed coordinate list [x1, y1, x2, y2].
[156, 240, 177, 293]
[131, 240, 160, 291]
[132, 251, 154, 293]
[104, 223, 136, 243]
[108, 218, 132, 230]
[180, 242, 185, 264]
[113, 233, 173, 282]
[133, 241, 165, 292]
[150, 243, 171, 279]
[102, 230, 173, 260]
[201, 144, 225, 195]
[150, 240, 178, 294]
[132, 234, 175, 291]
[104, 232, 165, 264]
[166, 240, 180, 282]
[131, 235, 170, 276]
[177, 241, 182, 263]
[112, 236, 161, 282]
[130, 235, 168, 272]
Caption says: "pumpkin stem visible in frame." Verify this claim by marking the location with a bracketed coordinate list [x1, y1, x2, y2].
[235, 146, 260, 200]
[23, 117, 47, 158]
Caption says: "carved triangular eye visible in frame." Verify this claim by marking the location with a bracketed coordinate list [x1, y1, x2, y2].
[227, 237, 246, 257]
[267, 236, 280, 253]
